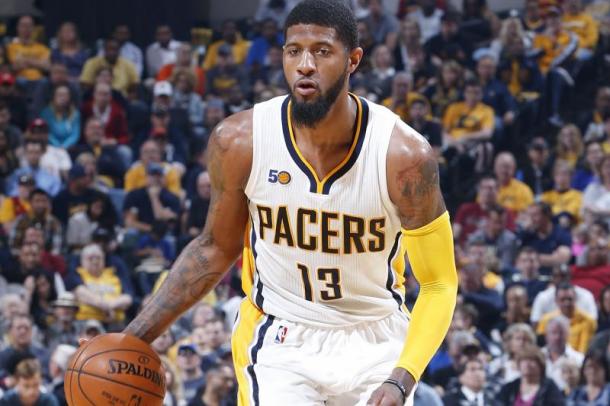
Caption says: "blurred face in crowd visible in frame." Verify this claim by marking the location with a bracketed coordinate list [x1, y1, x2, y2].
[476, 56, 496, 82]
[93, 83, 112, 108]
[191, 303, 215, 328]
[409, 101, 426, 123]
[54, 304, 76, 324]
[10, 316, 33, 348]
[530, 204, 551, 231]
[595, 87, 610, 115]
[506, 35, 525, 58]
[16, 373, 41, 406]
[49, 63, 69, 84]
[85, 118, 104, 145]
[0, 107, 10, 128]
[583, 357, 606, 386]
[17, 15, 35, 41]
[52, 85, 71, 110]
[19, 243, 40, 270]
[586, 238, 609, 267]
[202, 320, 226, 350]
[82, 249, 105, 275]
[30, 193, 49, 217]
[494, 153, 516, 184]
[545, 320, 567, 351]
[373, 45, 392, 70]
[176, 43, 192, 66]
[369, 0, 382, 16]
[262, 19, 278, 41]
[516, 250, 539, 278]
[2, 294, 27, 320]
[268, 46, 283, 68]
[156, 25, 173, 47]
[464, 84, 482, 107]
[601, 289, 610, 315]
[197, 171, 211, 199]
[525, 0, 540, 20]
[585, 142, 604, 171]
[553, 165, 572, 191]
[600, 156, 610, 184]
[556, 287, 576, 317]
[508, 330, 533, 356]
[519, 357, 542, 382]
[459, 264, 484, 292]
[459, 360, 485, 392]
[484, 210, 504, 238]
[222, 20, 238, 43]
[113, 25, 131, 45]
[23, 227, 44, 248]
[177, 348, 200, 373]
[205, 103, 226, 128]
[146, 171, 164, 188]
[565, 0, 581, 14]
[95, 67, 113, 86]
[206, 364, 235, 397]
[506, 286, 528, 313]
[477, 178, 497, 205]
[104, 39, 120, 64]
[58, 22, 77, 45]
[392, 73, 411, 99]
[560, 362, 580, 391]
[400, 19, 420, 43]
[17, 182, 33, 201]
[546, 14, 562, 33]
[357, 21, 372, 44]
[140, 141, 161, 164]
[151, 330, 174, 354]
[441, 19, 458, 37]
[24, 142, 44, 167]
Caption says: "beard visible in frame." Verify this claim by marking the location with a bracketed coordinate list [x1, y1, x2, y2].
[290, 68, 348, 128]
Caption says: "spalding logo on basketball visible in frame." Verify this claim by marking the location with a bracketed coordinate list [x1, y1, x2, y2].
[65, 333, 166, 406]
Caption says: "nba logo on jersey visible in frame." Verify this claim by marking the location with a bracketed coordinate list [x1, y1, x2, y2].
[274, 325, 288, 344]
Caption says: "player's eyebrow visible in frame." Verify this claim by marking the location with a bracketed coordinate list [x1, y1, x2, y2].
[284, 40, 335, 48]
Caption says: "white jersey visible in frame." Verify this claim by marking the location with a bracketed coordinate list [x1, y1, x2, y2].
[243, 94, 408, 327]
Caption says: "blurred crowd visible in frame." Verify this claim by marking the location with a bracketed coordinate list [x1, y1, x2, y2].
[0, 0, 609, 405]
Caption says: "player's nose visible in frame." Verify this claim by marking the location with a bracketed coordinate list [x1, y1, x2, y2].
[296, 51, 316, 76]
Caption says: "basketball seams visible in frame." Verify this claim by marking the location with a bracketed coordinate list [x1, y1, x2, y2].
[72, 370, 165, 400]
[76, 370, 97, 406]
[68, 334, 103, 406]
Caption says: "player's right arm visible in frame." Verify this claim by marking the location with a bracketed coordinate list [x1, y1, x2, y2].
[123, 110, 253, 344]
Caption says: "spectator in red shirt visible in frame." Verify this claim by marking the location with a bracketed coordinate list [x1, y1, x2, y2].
[81, 82, 129, 145]
[453, 175, 516, 246]
[572, 237, 610, 301]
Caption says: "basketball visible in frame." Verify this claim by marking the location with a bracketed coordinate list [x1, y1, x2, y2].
[64, 333, 166, 406]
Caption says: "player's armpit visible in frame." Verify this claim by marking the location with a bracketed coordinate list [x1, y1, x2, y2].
[123, 110, 253, 344]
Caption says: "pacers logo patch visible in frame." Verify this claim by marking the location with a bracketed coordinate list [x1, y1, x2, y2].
[274, 325, 288, 344]
[268, 169, 291, 185]
[278, 171, 291, 185]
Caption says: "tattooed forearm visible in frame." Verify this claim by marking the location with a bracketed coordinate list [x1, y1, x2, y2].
[124, 233, 225, 343]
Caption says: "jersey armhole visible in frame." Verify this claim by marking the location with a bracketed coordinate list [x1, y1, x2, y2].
[244, 105, 259, 198]
[379, 114, 400, 217]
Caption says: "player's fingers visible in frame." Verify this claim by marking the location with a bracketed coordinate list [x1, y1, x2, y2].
[366, 388, 383, 405]
[78, 338, 89, 347]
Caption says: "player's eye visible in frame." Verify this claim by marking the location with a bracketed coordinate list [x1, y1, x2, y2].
[316, 48, 330, 56]
[286, 48, 300, 56]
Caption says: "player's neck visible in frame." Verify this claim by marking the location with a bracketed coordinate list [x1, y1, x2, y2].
[292, 93, 357, 149]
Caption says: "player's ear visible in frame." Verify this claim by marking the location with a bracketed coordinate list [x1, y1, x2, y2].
[347, 47, 363, 74]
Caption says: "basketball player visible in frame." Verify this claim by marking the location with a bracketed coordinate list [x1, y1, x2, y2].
[123, 1, 458, 404]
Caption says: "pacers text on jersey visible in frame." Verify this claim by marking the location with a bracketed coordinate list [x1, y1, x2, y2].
[256, 205, 386, 254]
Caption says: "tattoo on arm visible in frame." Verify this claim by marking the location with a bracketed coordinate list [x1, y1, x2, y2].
[398, 154, 446, 229]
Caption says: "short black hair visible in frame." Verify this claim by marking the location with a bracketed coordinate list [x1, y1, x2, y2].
[464, 77, 482, 89]
[556, 281, 575, 295]
[284, 0, 358, 50]
[29, 188, 49, 200]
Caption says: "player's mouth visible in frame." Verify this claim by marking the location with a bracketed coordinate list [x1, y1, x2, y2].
[294, 79, 318, 96]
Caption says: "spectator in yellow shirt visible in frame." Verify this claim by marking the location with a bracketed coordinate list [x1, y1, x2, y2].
[6, 15, 50, 81]
[532, 7, 579, 127]
[80, 38, 139, 96]
[563, 0, 599, 61]
[494, 152, 534, 212]
[541, 160, 583, 226]
[124, 140, 183, 197]
[537, 283, 596, 353]
[443, 79, 495, 173]
[0, 174, 34, 234]
[203, 20, 250, 70]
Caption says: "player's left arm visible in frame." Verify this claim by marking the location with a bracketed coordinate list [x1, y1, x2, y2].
[367, 120, 458, 406]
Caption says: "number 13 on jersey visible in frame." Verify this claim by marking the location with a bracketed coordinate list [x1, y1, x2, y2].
[297, 263, 343, 301]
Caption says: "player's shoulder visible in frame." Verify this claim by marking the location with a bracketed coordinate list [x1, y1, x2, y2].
[209, 108, 253, 155]
[387, 118, 435, 170]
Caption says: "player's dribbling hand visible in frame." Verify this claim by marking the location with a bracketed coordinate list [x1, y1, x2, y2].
[366, 383, 405, 406]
